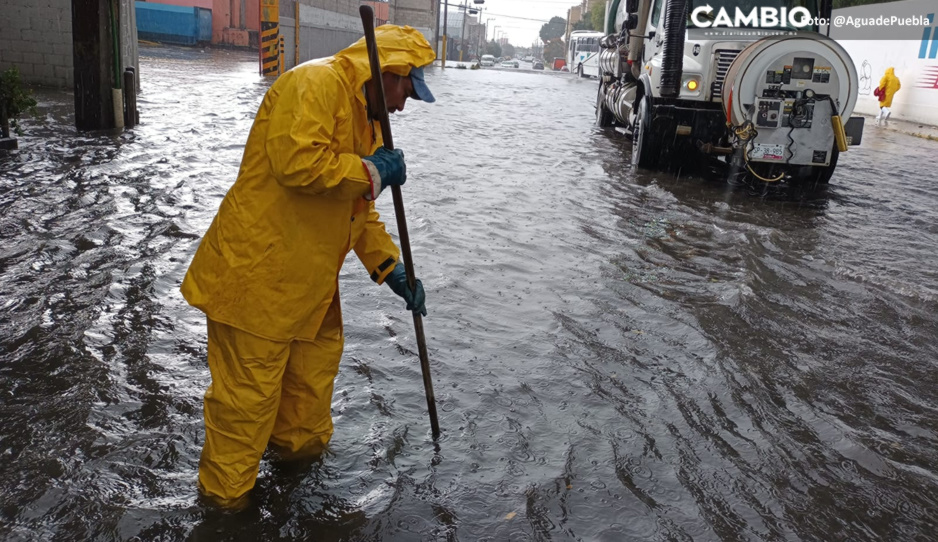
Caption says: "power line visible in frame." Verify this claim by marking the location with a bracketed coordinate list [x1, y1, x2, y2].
[481, 11, 556, 22]
[493, 0, 581, 4]
[443, 7, 551, 23]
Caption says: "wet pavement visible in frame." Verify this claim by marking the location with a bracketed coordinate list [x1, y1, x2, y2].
[1, 44, 937, 541]
[858, 115, 938, 142]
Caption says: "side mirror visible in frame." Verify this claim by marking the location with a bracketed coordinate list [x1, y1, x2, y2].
[626, 0, 639, 12]
[625, 14, 639, 30]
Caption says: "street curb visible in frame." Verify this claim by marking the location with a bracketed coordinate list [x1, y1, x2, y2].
[858, 114, 938, 142]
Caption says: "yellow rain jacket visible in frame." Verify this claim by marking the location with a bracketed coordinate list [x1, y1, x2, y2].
[878, 67, 901, 108]
[181, 26, 436, 342]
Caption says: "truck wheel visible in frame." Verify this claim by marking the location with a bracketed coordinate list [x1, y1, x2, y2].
[577, 64, 585, 78]
[596, 84, 614, 127]
[632, 97, 657, 168]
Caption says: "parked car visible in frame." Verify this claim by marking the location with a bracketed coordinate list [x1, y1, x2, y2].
[501, 60, 519, 68]
[480, 54, 495, 67]
[532, 60, 544, 70]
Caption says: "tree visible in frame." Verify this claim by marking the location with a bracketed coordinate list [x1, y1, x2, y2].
[543, 39, 565, 66]
[502, 43, 516, 58]
[0, 66, 37, 138]
[570, 2, 604, 31]
[590, 1, 606, 32]
[485, 40, 502, 58]
[539, 16, 566, 43]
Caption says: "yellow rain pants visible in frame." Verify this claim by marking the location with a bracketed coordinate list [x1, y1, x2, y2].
[199, 294, 343, 507]
[878, 67, 901, 108]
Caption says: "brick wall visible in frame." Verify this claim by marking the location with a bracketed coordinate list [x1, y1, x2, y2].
[0, 0, 74, 88]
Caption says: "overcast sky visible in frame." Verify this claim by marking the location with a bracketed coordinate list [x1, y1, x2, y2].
[442, 0, 580, 47]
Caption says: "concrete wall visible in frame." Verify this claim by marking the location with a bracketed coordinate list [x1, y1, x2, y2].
[0, 0, 139, 90]
[392, 0, 435, 40]
[0, 0, 75, 88]
[275, 0, 436, 69]
[278, 0, 398, 69]
[293, 1, 363, 66]
[830, 0, 938, 125]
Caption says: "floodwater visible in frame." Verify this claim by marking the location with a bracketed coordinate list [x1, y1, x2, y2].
[1, 45, 936, 541]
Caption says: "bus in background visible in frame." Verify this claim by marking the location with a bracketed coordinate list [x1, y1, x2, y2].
[567, 30, 604, 78]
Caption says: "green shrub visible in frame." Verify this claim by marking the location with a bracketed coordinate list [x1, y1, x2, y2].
[1, 66, 38, 137]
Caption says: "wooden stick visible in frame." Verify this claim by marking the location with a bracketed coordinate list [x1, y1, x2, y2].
[359, 6, 440, 440]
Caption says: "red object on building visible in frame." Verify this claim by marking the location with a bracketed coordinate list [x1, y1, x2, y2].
[362, 1, 389, 25]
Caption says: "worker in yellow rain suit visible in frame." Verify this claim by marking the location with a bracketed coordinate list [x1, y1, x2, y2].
[875, 67, 901, 126]
[180, 25, 435, 509]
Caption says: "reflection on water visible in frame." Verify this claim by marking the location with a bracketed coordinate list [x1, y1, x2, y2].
[0, 44, 936, 540]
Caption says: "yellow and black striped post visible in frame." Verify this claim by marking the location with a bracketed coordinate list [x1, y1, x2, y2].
[260, 0, 280, 76]
[279, 36, 285, 75]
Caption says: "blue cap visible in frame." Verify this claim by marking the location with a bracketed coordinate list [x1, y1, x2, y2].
[409, 66, 435, 103]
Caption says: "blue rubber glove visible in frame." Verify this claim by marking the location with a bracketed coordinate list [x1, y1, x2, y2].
[384, 262, 427, 317]
[362, 147, 406, 200]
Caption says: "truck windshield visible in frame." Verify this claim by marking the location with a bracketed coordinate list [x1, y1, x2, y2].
[688, 0, 821, 31]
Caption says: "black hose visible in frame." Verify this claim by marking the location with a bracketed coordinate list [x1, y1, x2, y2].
[659, 0, 688, 97]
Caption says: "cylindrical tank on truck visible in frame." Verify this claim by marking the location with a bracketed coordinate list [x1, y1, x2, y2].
[595, 0, 864, 186]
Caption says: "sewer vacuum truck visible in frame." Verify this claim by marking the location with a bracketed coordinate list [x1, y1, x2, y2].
[595, 0, 863, 185]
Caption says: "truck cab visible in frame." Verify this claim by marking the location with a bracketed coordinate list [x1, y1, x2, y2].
[640, 0, 824, 103]
[596, 0, 862, 186]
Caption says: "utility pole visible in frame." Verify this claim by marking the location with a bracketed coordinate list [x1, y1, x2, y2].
[434, 0, 441, 59]
[72, 0, 119, 130]
[442, 0, 448, 68]
[459, 0, 467, 62]
[468, 5, 485, 61]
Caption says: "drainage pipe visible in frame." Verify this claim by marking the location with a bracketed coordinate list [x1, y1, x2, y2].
[658, 0, 687, 97]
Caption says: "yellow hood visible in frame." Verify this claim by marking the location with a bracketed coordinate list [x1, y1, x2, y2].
[335, 25, 436, 90]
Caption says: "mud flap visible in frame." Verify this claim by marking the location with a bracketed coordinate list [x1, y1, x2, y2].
[845, 116, 864, 146]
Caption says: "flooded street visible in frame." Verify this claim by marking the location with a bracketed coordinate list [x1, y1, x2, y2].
[1, 45, 937, 540]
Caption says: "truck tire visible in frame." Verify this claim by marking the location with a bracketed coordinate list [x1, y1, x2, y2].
[632, 97, 657, 168]
[577, 64, 585, 78]
[596, 84, 614, 127]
